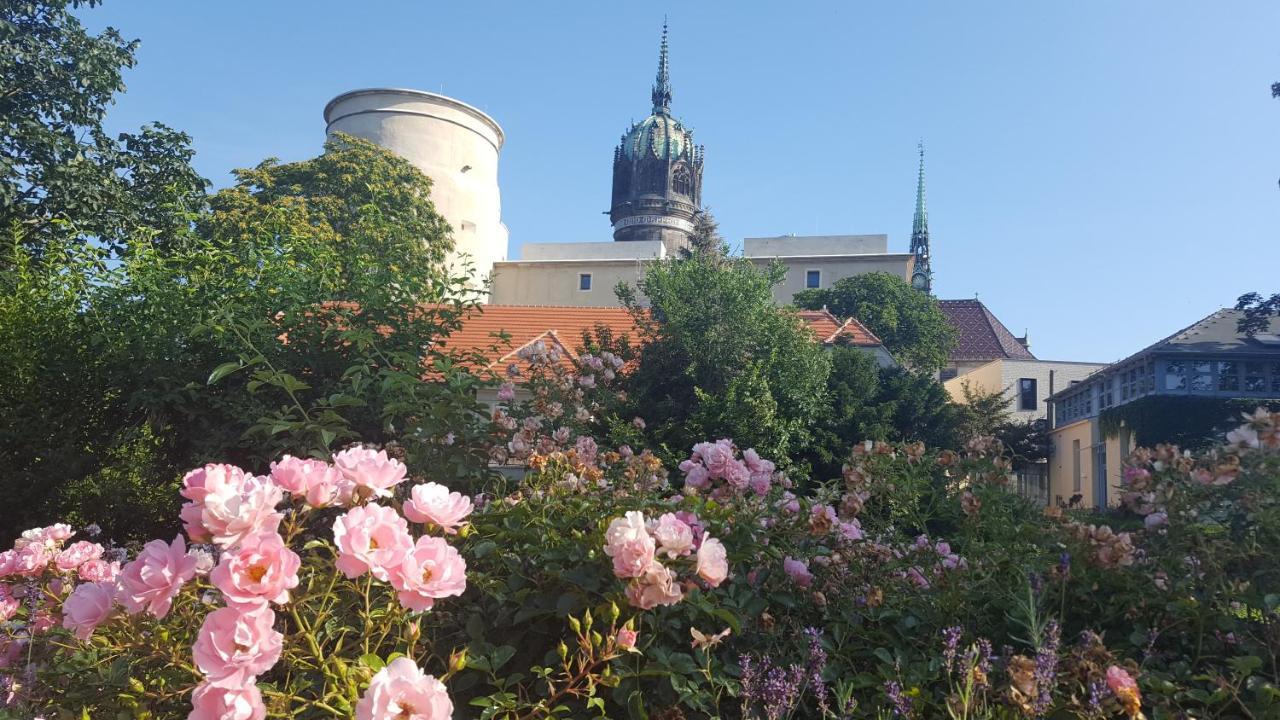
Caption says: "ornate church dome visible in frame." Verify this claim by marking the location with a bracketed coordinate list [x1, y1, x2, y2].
[609, 22, 704, 247]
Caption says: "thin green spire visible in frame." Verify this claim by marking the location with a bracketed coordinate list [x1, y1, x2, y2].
[651, 19, 671, 114]
[912, 142, 928, 238]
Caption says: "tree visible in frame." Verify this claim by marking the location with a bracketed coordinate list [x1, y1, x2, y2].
[615, 253, 832, 467]
[803, 346, 965, 479]
[0, 0, 208, 258]
[681, 208, 727, 258]
[1235, 291, 1280, 336]
[793, 272, 957, 372]
[954, 380, 1012, 439]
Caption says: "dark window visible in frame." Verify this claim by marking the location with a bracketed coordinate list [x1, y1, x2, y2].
[672, 165, 692, 196]
[805, 270, 821, 289]
[578, 273, 592, 291]
[1018, 378, 1038, 411]
[940, 368, 959, 381]
[1217, 361, 1239, 392]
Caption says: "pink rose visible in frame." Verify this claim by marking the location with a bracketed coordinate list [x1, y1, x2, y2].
[651, 513, 695, 558]
[199, 473, 284, 549]
[116, 535, 198, 618]
[190, 681, 266, 720]
[210, 532, 301, 608]
[193, 605, 283, 688]
[269, 456, 347, 508]
[1144, 512, 1168, 530]
[604, 511, 656, 579]
[0, 550, 16, 577]
[839, 519, 864, 541]
[61, 581, 114, 640]
[403, 483, 474, 533]
[356, 656, 453, 720]
[55, 541, 104, 572]
[696, 537, 729, 588]
[13, 544, 51, 576]
[783, 556, 813, 588]
[78, 559, 121, 583]
[44, 524, 74, 542]
[616, 627, 638, 650]
[333, 447, 407, 499]
[182, 463, 249, 503]
[496, 382, 516, 402]
[391, 536, 468, 613]
[625, 561, 683, 610]
[0, 596, 18, 623]
[332, 504, 413, 581]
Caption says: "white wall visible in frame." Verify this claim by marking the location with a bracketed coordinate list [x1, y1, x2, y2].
[744, 235, 889, 256]
[947, 359, 1108, 422]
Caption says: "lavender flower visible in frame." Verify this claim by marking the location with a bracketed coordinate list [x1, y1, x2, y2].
[804, 627, 830, 715]
[884, 679, 914, 718]
[1031, 620, 1061, 715]
[941, 625, 963, 673]
[1086, 679, 1107, 715]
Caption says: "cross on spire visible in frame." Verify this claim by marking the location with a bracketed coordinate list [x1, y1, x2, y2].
[651, 19, 672, 115]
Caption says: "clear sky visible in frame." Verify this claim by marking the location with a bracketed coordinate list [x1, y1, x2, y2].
[78, 1, 1279, 363]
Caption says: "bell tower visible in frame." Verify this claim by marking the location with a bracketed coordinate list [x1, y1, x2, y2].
[609, 22, 704, 250]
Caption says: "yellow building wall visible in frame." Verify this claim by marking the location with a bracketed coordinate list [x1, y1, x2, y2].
[943, 360, 1003, 403]
[1048, 418, 1128, 509]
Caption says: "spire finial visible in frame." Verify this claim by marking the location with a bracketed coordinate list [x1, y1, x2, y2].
[913, 141, 927, 237]
[651, 19, 672, 114]
[909, 141, 933, 294]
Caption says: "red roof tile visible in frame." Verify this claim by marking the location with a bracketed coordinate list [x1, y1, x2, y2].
[938, 299, 1036, 362]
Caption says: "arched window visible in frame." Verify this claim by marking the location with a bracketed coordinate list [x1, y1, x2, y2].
[671, 165, 692, 197]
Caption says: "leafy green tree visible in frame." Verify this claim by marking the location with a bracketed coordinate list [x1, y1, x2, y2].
[0, 0, 207, 257]
[615, 253, 831, 467]
[793, 272, 957, 372]
[804, 346, 965, 479]
[1235, 290, 1280, 336]
[0, 135, 492, 542]
[955, 380, 1012, 439]
[681, 208, 727, 258]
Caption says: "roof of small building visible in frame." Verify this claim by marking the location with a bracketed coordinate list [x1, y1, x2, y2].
[938, 299, 1036, 362]
[441, 304, 885, 372]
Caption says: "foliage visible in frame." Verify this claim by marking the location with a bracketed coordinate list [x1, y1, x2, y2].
[954, 380, 1013, 439]
[804, 346, 966, 479]
[0, 0, 208, 258]
[615, 252, 832, 469]
[0, 135, 492, 543]
[1098, 395, 1280, 450]
[681, 208, 728, 258]
[793, 272, 957, 373]
[1235, 290, 1280, 337]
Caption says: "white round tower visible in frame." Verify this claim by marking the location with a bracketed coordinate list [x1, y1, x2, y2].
[323, 88, 508, 289]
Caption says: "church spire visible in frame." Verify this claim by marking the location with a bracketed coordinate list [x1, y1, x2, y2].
[909, 142, 934, 293]
[651, 19, 672, 115]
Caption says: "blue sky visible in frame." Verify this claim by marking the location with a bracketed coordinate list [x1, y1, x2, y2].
[80, 1, 1278, 362]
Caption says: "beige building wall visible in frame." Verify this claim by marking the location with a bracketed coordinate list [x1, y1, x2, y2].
[944, 361, 1005, 404]
[489, 260, 649, 306]
[946, 360, 1107, 422]
[748, 254, 914, 305]
[1047, 418, 1128, 509]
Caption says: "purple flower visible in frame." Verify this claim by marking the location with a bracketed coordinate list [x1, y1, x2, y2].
[783, 557, 813, 588]
[804, 627, 830, 715]
[883, 679, 914, 718]
[941, 626, 963, 673]
[1032, 620, 1061, 714]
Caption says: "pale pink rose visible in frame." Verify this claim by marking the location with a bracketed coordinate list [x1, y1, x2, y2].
[783, 556, 813, 588]
[356, 657, 453, 720]
[269, 455, 346, 508]
[13, 544, 51, 576]
[192, 606, 283, 688]
[55, 541, 104, 572]
[181, 463, 250, 503]
[199, 473, 283, 549]
[615, 627, 638, 650]
[625, 561, 684, 610]
[0, 550, 16, 577]
[78, 559, 121, 583]
[1144, 512, 1169, 530]
[181, 501, 211, 543]
[31, 610, 57, 633]
[496, 382, 516, 402]
[696, 537, 729, 587]
[210, 533, 301, 608]
[403, 483, 474, 533]
[116, 535, 198, 618]
[0, 596, 18, 622]
[189, 681, 266, 720]
[391, 536, 468, 613]
[333, 447, 407, 499]
[332, 504, 413, 581]
[651, 513, 695, 558]
[44, 524, 74, 542]
[61, 581, 114, 640]
[603, 511, 656, 579]
[839, 519, 864, 541]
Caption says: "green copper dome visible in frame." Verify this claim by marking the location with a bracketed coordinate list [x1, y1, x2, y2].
[621, 113, 695, 161]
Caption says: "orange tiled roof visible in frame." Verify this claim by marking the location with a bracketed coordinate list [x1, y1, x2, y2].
[443, 304, 884, 372]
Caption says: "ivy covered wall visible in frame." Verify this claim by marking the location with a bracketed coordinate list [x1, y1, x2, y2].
[1099, 395, 1280, 449]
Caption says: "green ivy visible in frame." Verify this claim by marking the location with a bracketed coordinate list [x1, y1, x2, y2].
[1099, 395, 1280, 448]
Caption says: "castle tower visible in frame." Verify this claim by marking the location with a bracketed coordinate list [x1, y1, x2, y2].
[609, 22, 704, 250]
[323, 89, 508, 287]
[909, 143, 933, 293]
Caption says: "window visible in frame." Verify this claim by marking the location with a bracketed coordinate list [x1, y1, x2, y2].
[1190, 361, 1213, 392]
[671, 165, 692, 196]
[805, 270, 821, 289]
[1018, 378, 1037, 411]
[1217, 361, 1239, 392]
[1165, 360, 1186, 390]
[940, 368, 959, 381]
[1244, 362, 1266, 392]
[578, 273, 592, 291]
[1072, 439, 1082, 493]
[1272, 362, 1280, 393]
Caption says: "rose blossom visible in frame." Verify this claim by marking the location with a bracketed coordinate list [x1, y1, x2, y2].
[332, 504, 413, 581]
[1106, 665, 1142, 717]
[783, 556, 813, 588]
[625, 561, 684, 610]
[356, 656, 453, 720]
[61, 581, 114, 640]
[269, 455, 347, 507]
[0, 595, 18, 623]
[696, 536, 729, 587]
[651, 513, 695, 558]
[116, 535, 198, 618]
[193, 605, 283, 688]
[78, 559, 121, 583]
[402, 483, 474, 533]
[55, 541, 103, 572]
[603, 511, 656, 579]
[616, 627, 639, 650]
[1144, 512, 1168, 530]
[190, 682, 266, 720]
[13, 543, 52, 576]
[391, 536, 468, 613]
[0, 550, 16, 577]
[210, 532, 301, 608]
[333, 447, 407, 499]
